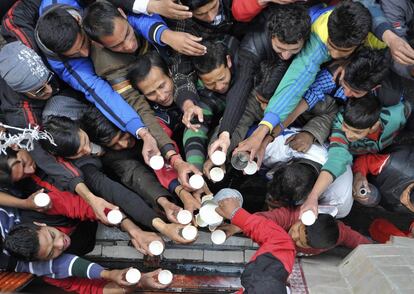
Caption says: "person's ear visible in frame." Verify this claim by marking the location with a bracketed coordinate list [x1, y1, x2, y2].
[33, 222, 47, 227]
[226, 55, 232, 69]
[369, 121, 381, 133]
[118, 8, 127, 19]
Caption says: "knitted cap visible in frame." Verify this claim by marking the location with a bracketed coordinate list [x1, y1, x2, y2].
[0, 41, 49, 93]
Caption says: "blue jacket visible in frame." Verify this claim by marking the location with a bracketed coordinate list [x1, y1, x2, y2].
[38, 0, 169, 138]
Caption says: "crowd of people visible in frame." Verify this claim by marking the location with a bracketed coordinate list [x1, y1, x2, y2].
[0, 0, 414, 293]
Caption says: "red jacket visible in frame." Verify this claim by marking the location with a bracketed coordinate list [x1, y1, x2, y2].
[232, 0, 340, 22]
[44, 276, 107, 294]
[256, 207, 371, 255]
[352, 153, 390, 177]
[232, 208, 296, 272]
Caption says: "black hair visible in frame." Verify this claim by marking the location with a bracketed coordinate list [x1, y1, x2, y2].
[343, 94, 381, 129]
[0, 149, 16, 186]
[128, 51, 169, 88]
[328, 1, 372, 48]
[41, 116, 81, 157]
[4, 223, 41, 261]
[344, 48, 390, 92]
[192, 40, 228, 75]
[267, 4, 311, 44]
[305, 214, 339, 249]
[83, 0, 123, 43]
[81, 107, 119, 146]
[37, 7, 81, 54]
[253, 59, 290, 101]
[267, 162, 318, 206]
[180, 0, 215, 11]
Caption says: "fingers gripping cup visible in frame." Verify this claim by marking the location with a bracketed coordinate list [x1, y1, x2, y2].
[199, 200, 223, 226]
[125, 268, 141, 284]
[177, 209, 193, 225]
[149, 240, 164, 256]
[149, 155, 165, 170]
[211, 229, 226, 245]
[231, 152, 249, 170]
[105, 208, 123, 225]
[34, 193, 51, 208]
[210, 167, 225, 182]
[195, 213, 208, 227]
[189, 174, 205, 190]
[180, 225, 198, 241]
[158, 269, 173, 285]
[301, 210, 316, 226]
[211, 150, 226, 166]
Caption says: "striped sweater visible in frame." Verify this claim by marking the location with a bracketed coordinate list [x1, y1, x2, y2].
[322, 102, 407, 179]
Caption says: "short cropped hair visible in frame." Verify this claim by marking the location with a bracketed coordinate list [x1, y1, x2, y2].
[306, 214, 339, 249]
[181, 0, 214, 11]
[267, 4, 311, 44]
[4, 223, 41, 261]
[128, 51, 169, 88]
[37, 8, 81, 53]
[253, 59, 290, 101]
[328, 1, 372, 48]
[192, 40, 228, 75]
[41, 116, 81, 157]
[343, 94, 382, 129]
[344, 48, 390, 92]
[81, 107, 119, 146]
[83, 0, 123, 43]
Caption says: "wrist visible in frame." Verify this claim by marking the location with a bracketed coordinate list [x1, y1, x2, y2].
[137, 127, 150, 139]
[152, 217, 166, 232]
[160, 29, 172, 46]
[182, 100, 195, 112]
[219, 131, 230, 140]
[157, 196, 169, 207]
[382, 30, 395, 45]
[146, 0, 158, 14]
[100, 269, 111, 281]
[171, 155, 184, 169]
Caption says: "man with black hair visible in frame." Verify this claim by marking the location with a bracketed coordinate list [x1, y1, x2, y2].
[218, 196, 371, 257]
[353, 144, 414, 213]
[208, 4, 311, 158]
[300, 95, 410, 219]
[129, 48, 227, 170]
[236, 1, 388, 163]
[0, 206, 163, 293]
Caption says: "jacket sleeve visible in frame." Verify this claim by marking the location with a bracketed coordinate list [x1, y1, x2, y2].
[261, 33, 331, 130]
[231, 0, 263, 22]
[337, 221, 372, 248]
[254, 207, 299, 232]
[355, 0, 393, 40]
[80, 164, 158, 230]
[1, 0, 40, 51]
[302, 94, 338, 145]
[232, 208, 296, 274]
[127, 13, 168, 45]
[15, 254, 104, 279]
[321, 113, 354, 179]
[302, 69, 337, 110]
[352, 153, 390, 176]
[218, 48, 262, 135]
[102, 150, 172, 207]
[47, 57, 145, 138]
[43, 277, 107, 294]
[379, 0, 410, 38]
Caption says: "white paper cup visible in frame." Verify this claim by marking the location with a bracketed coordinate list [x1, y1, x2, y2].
[195, 213, 208, 227]
[34, 193, 50, 208]
[158, 269, 173, 285]
[244, 161, 258, 175]
[301, 210, 316, 226]
[211, 229, 226, 245]
[149, 240, 164, 256]
[107, 209, 123, 225]
[177, 209, 192, 225]
[199, 200, 223, 225]
[180, 225, 198, 240]
[189, 174, 204, 190]
[125, 268, 141, 284]
[149, 155, 164, 170]
[210, 167, 225, 182]
[211, 150, 226, 166]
